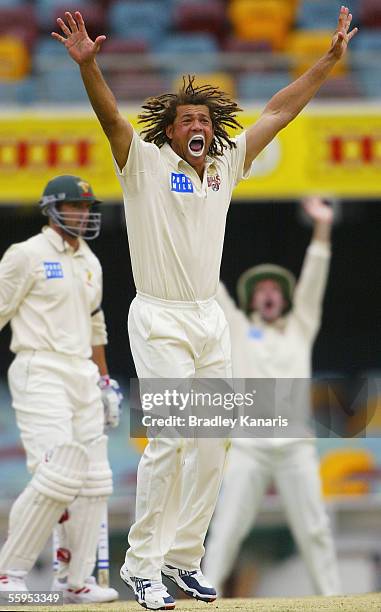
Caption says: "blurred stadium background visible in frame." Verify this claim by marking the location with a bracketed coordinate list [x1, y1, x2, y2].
[0, 0, 380, 601]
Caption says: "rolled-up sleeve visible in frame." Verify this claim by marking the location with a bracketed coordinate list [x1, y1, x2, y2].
[91, 308, 108, 346]
[0, 244, 33, 332]
[90, 259, 108, 346]
[293, 240, 331, 340]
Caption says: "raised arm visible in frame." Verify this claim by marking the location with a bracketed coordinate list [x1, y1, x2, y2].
[243, 6, 358, 174]
[52, 11, 133, 170]
[293, 197, 334, 339]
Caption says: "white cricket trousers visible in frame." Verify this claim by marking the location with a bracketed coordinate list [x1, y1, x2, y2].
[203, 439, 341, 596]
[8, 350, 104, 471]
[126, 292, 232, 580]
[5, 350, 107, 583]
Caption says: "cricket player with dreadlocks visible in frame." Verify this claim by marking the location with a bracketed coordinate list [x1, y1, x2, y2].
[0, 175, 121, 604]
[53, 7, 357, 610]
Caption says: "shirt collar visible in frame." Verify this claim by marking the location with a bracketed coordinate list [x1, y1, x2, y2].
[160, 142, 215, 171]
[42, 226, 86, 256]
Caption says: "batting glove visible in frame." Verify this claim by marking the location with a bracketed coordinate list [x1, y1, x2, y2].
[99, 375, 123, 428]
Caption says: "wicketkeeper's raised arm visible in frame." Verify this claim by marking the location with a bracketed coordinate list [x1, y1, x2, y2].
[52, 11, 133, 170]
[243, 6, 358, 174]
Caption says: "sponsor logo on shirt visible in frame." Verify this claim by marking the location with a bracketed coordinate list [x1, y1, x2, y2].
[207, 173, 221, 191]
[171, 172, 194, 193]
[44, 261, 64, 279]
[248, 327, 263, 340]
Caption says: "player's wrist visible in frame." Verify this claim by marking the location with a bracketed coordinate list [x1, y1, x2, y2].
[99, 374, 111, 389]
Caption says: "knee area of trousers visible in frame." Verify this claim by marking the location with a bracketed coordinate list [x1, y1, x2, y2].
[80, 435, 113, 498]
[30, 441, 89, 504]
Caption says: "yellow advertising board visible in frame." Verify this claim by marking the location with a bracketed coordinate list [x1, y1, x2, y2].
[0, 107, 380, 203]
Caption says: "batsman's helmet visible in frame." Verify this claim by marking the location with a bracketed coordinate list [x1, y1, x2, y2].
[39, 175, 102, 240]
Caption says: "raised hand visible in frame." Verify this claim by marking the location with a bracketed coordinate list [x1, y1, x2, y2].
[302, 196, 334, 225]
[329, 5, 358, 60]
[51, 11, 106, 65]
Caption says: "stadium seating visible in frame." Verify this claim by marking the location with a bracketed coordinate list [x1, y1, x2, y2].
[237, 71, 291, 101]
[316, 74, 362, 99]
[156, 33, 219, 75]
[0, 76, 36, 105]
[359, 0, 381, 28]
[351, 28, 381, 52]
[36, 67, 90, 103]
[173, 0, 227, 42]
[0, 5, 38, 49]
[106, 73, 172, 102]
[297, 0, 359, 29]
[287, 30, 348, 78]
[36, 0, 81, 30]
[0, 0, 380, 104]
[108, 0, 171, 47]
[356, 71, 381, 98]
[0, 35, 30, 80]
[228, 0, 293, 50]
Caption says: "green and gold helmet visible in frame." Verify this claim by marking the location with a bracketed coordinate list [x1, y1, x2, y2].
[39, 175, 102, 240]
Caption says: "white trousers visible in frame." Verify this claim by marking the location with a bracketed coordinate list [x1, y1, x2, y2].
[6, 350, 107, 583]
[126, 293, 232, 579]
[203, 439, 341, 596]
[8, 351, 104, 470]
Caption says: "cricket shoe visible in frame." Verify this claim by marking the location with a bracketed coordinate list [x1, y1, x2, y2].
[120, 564, 175, 610]
[162, 565, 216, 603]
[0, 571, 28, 592]
[52, 575, 119, 603]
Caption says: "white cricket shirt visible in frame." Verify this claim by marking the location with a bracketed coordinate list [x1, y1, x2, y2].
[114, 131, 249, 301]
[0, 226, 107, 358]
[217, 241, 331, 445]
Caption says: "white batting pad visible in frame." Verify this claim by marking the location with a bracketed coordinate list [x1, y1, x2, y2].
[32, 442, 89, 503]
[80, 435, 113, 497]
[54, 437, 113, 587]
[0, 442, 88, 574]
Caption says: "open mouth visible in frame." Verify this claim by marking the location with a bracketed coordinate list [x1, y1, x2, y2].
[188, 135, 205, 157]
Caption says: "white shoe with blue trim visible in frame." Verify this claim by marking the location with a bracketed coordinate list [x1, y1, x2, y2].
[161, 565, 216, 602]
[120, 564, 175, 610]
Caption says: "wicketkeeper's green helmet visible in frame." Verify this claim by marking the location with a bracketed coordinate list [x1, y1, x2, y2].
[237, 264, 296, 315]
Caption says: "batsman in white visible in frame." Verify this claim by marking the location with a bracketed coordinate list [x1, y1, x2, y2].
[0, 175, 122, 604]
[203, 197, 341, 596]
[52, 7, 356, 610]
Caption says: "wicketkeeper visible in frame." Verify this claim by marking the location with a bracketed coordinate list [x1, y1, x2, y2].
[0, 175, 122, 604]
[203, 197, 341, 596]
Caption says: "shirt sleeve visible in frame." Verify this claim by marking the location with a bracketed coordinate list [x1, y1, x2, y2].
[292, 240, 331, 341]
[216, 282, 248, 337]
[0, 244, 34, 332]
[90, 258, 108, 346]
[112, 130, 161, 196]
[225, 131, 252, 187]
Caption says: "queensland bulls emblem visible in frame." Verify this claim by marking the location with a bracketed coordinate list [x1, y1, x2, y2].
[207, 173, 221, 192]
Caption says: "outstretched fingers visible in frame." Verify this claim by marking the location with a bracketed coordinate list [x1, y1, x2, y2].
[51, 31, 66, 44]
[337, 5, 349, 30]
[94, 35, 107, 52]
[75, 11, 87, 34]
[345, 12, 352, 32]
[347, 26, 359, 41]
[56, 17, 71, 37]
[65, 11, 78, 33]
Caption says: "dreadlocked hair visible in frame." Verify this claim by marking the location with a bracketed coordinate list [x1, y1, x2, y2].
[138, 75, 243, 156]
